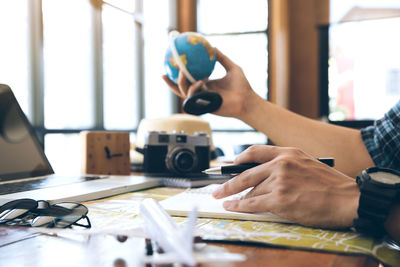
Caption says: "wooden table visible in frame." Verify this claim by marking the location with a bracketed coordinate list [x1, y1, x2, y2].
[0, 226, 379, 266]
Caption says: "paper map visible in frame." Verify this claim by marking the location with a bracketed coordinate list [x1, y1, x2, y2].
[84, 187, 400, 266]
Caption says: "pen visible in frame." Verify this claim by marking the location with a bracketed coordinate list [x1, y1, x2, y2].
[202, 157, 335, 175]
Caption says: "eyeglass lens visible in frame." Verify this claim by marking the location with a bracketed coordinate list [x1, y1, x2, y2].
[31, 202, 89, 228]
[0, 200, 90, 229]
[0, 208, 31, 222]
[0, 198, 38, 223]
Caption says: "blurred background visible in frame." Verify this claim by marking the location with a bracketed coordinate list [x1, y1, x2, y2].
[0, 0, 399, 173]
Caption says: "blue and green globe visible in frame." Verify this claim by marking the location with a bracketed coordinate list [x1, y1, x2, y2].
[164, 31, 216, 84]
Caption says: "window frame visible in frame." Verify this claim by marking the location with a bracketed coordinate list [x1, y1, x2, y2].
[179, 0, 270, 131]
[26, 0, 270, 149]
[26, 0, 148, 147]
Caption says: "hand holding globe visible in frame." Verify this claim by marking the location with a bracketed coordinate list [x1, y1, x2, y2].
[164, 31, 222, 115]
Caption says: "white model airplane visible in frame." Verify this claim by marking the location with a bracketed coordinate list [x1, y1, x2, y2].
[140, 198, 197, 265]
[139, 198, 246, 266]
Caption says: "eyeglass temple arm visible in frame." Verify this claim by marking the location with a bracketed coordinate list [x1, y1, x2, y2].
[71, 216, 91, 229]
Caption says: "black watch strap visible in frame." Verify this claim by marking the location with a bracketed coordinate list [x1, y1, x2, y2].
[353, 217, 386, 238]
[353, 189, 392, 237]
[353, 169, 400, 238]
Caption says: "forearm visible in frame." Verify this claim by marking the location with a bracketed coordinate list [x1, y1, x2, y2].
[238, 97, 374, 177]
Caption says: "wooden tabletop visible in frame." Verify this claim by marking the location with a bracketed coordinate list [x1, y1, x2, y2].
[0, 226, 379, 266]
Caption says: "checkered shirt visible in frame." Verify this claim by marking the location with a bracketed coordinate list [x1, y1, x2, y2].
[361, 100, 400, 170]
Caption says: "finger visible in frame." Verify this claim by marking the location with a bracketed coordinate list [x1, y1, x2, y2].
[222, 193, 274, 213]
[187, 80, 204, 97]
[170, 87, 182, 97]
[234, 145, 282, 165]
[162, 75, 182, 97]
[212, 162, 273, 199]
[241, 180, 273, 199]
[177, 71, 189, 97]
[215, 48, 236, 71]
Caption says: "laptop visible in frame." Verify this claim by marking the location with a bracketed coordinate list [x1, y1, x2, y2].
[0, 84, 162, 203]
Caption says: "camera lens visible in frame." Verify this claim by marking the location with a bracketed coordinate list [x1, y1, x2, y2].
[175, 151, 194, 171]
[166, 148, 197, 174]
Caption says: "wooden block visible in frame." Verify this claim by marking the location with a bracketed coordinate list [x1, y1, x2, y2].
[81, 131, 131, 175]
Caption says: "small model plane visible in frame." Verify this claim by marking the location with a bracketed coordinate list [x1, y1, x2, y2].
[140, 198, 197, 265]
[139, 198, 246, 266]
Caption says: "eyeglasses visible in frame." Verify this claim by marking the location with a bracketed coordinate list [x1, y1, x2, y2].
[0, 198, 91, 229]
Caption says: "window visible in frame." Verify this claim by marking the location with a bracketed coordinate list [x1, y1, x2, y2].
[42, 0, 94, 129]
[102, 2, 138, 129]
[197, 0, 269, 157]
[0, 0, 269, 172]
[326, 0, 400, 124]
[0, 1, 30, 115]
[0, 0, 175, 173]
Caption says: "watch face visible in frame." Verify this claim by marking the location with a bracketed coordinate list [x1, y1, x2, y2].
[369, 171, 400, 185]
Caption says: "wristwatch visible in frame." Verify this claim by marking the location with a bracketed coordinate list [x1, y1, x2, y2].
[353, 167, 400, 238]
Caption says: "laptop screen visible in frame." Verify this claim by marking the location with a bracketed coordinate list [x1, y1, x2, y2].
[0, 84, 54, 181]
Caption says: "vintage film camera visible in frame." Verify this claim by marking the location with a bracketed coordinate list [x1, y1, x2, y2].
[143, 131, 210, 175]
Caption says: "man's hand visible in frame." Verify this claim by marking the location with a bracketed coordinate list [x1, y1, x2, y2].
[162, 48, 262, 119]
[212, 145, 360, 229]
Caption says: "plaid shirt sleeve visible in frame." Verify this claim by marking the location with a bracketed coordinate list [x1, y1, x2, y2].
[361, 100, 400, 170]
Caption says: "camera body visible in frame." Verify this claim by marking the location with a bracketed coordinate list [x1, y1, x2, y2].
[143, 131, 210, 175]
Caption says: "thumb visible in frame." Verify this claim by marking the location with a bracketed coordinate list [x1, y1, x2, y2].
[215, 48, 236, 71]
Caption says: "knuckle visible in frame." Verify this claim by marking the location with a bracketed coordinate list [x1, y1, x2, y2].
[234, 65, 244, 73]
[269, 145, 279, 153]
[246, 145, 259, 154]
[236, 172, 253, 189]
[235, 198, 258, 212]
[275, 185, 289, 196]
[273, 172, 288, 182]
[285, 146, 305, 157]
[246, 197, 260, 208]
[276, 156, 294, 170]
[244, 145, 263, 158]
[222, 180, 232, 193]
[274, 186, 290, 202]
[225, 200, 239, 210]
[222, 177, 241, 195]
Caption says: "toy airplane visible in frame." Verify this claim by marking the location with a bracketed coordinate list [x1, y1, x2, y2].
[140, 198, 197, 266]
[139, 198, 246, 266]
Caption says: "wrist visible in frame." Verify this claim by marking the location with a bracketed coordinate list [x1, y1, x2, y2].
[347, 186, 361, 227]
[236, 92, 266, 123]
[337, 180, 360, 228]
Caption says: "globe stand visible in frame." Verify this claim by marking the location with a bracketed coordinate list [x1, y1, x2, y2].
[168, 31, 222, 116]
[183, 89, 222, 115]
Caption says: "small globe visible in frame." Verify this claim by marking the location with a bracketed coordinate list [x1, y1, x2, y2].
[164, 31, 216, 84]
